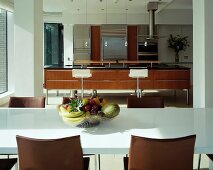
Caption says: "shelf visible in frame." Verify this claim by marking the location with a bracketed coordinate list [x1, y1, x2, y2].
[138, 53, 158, 56]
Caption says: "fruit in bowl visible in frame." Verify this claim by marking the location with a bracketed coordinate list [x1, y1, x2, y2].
[58, 96, 120, 128]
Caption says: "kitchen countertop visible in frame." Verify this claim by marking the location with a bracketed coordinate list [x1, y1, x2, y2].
[44, 63, 190, 70]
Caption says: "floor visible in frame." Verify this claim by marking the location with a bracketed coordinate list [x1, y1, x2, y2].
[1, 89, 212, 169]
[46, 89, 193, 108]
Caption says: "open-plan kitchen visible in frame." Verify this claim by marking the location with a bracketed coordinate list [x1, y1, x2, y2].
[1, 0, 213, 170]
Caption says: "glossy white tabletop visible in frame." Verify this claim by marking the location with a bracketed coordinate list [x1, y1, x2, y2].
[0, 108, 213, 154]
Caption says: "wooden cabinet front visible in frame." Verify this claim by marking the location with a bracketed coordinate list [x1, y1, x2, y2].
[127, 26, 138, 61]
[44, 70, 79, 89]
[91, 26, 101, 61]
[44, 69, 190, 90]
[153, 70, 190, 89]
[85, 70, 153, 89]
[44, 69, 153, 90]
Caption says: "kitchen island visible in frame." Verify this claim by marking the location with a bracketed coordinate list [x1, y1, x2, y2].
[44, 61, 191, 105]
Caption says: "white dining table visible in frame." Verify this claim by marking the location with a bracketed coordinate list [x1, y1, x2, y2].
[0, 107, 213, 155]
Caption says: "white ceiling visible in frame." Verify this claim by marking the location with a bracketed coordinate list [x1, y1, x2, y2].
[7, 0, 192, 13]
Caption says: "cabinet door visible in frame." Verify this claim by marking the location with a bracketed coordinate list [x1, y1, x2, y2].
[153, 70, 190, 89]
[91, 26, 101, 61]
[73, 25, 91, 60]
[127, 25, 138, 61]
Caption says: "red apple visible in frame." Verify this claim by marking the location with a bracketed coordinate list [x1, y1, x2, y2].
[84, 104, 91, 111]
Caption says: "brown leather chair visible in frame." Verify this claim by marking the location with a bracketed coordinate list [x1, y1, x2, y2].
[16, 135, 89, 170]
[127, 96, 164, 108]
[6, 97, 45, 168]
[62, 97, 100, 170]
[124, 135, 196, 170]
[62, 97, 75, 104]
[0, 158, 17, 170]
[8, 96, 45, 108]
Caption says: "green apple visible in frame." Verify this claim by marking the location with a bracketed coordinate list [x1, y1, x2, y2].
[82, 98, 89, 105]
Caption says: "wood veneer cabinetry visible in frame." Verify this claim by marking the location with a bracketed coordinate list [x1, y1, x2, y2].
[44, 68, 190, 90]
[127, 26, 138, 61]
[91, 26, 101, 61]
[153, 70, 190, 89]
[44, 69, 153, 90]
[44, 68, 190, 104]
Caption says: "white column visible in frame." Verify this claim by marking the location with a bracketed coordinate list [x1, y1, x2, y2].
[63, 24, 74, 65]
[193, 0, 213, 108]
[14, 0, 43, 96]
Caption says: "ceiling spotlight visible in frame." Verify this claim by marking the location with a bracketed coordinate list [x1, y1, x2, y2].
[113, 0, 119, 3]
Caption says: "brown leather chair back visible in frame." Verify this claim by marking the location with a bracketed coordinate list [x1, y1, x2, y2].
[62, 97, 73, 104]
[0, 158, 17, 170]
[127, 96, 164, 108]
[8, 97, 45, 108]
[128, 135, 196, 170]
[16, 135, 85, 170]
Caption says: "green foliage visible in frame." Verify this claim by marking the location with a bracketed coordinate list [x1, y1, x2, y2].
[168, 34, 189, 53]
[68, 98, 83, 112]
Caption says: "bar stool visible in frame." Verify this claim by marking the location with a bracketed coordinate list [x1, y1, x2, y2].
[129, 69, 148, 98]
[72, 69, 91, 98]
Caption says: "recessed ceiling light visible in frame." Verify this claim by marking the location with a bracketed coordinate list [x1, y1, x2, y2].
[101, 9, 105, 11]
[77, 9, 80, 11]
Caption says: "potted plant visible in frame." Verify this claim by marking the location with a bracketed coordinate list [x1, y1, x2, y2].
[168, 34, 189, 63]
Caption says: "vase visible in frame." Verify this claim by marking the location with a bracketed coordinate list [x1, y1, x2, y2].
[175, 52, 180, 64]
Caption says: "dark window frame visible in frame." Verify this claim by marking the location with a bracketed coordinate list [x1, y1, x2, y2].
[44, 23, 64, 66]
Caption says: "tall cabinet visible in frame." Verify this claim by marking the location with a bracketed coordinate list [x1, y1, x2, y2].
[91, 26, 101, 61]
[73, 25, 91, 60]
[127, 25, 138, 61]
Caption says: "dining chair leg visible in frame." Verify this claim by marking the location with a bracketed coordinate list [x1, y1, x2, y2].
[198, 154, 201, 170]
[98, 154, 101, 170]
[46, 89, 49, 105]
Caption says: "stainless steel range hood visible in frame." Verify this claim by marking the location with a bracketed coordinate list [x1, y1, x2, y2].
[147, 2, 158, 40]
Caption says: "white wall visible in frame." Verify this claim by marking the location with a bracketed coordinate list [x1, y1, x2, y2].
[156, 9, 193, 25]
[62, 9, 192, 25]
[14, 0, 43, 96]
[158, 25, 193, 63]
[62, 11, 148, 25]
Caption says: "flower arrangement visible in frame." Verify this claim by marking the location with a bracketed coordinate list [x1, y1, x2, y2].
[168, 34, 189, 63]
[58, 96, 120, 128]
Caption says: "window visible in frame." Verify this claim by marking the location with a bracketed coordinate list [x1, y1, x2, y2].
[44, 23, 64, 66]
[0, 9, 8, 94]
